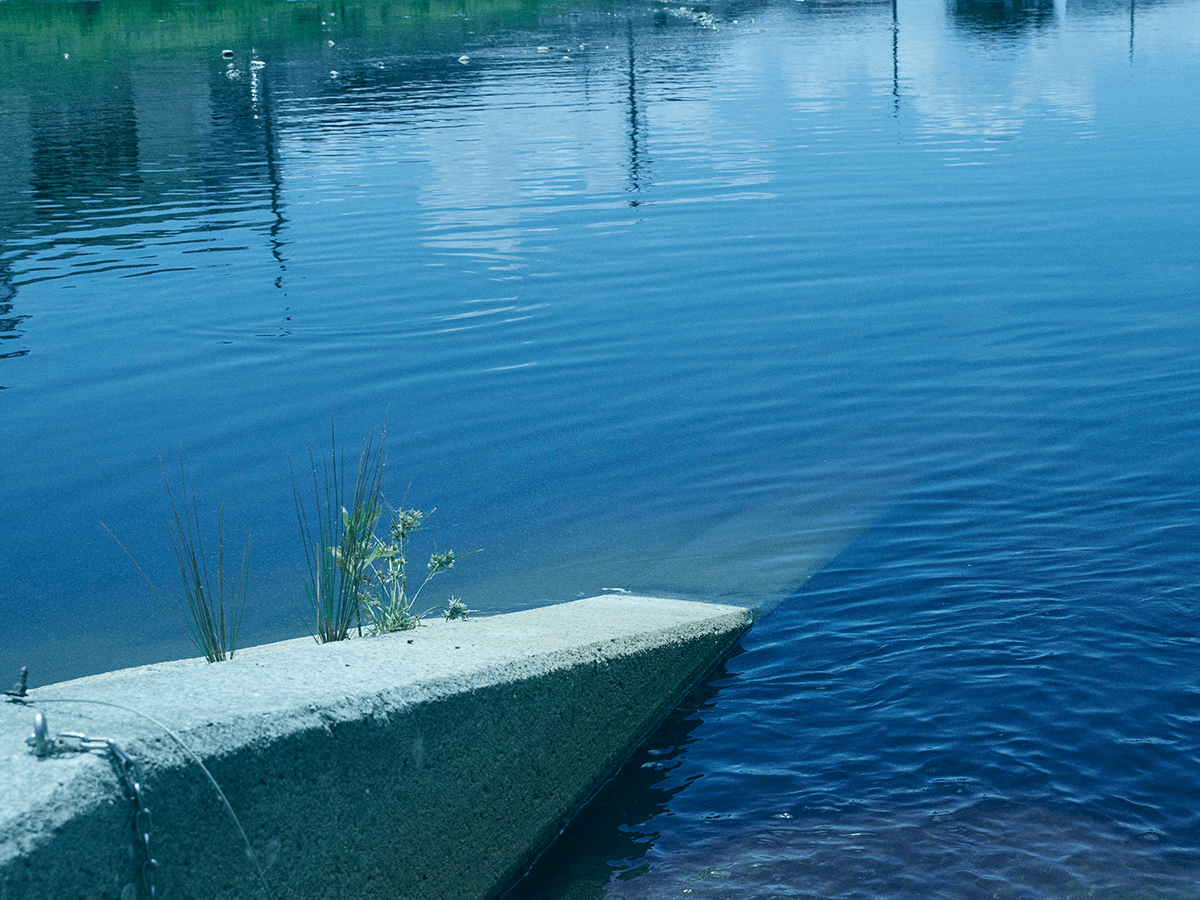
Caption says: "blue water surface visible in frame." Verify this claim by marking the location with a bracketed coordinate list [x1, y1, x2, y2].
[2, 0, 1200, 894]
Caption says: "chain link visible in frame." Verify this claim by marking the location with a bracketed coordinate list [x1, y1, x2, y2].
[28, 714, 158, 899]
[110, 738, 159, 899]
[21, 693, 273, 900]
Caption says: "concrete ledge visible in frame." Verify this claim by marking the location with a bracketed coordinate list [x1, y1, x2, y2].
[1, 595, 752, 900]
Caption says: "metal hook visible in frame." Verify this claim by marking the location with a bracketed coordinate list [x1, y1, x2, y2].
[26, 710, 54, 757]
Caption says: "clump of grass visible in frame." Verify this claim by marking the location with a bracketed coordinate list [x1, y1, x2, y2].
[292, 423, 386, 643]
[353, 502, 475, 633]
[103, 456, 250, 663]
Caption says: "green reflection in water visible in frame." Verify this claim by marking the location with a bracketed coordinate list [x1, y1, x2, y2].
[0, 0, 577, 63]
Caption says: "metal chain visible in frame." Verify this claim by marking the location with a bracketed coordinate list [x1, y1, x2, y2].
[14, 679, 274, 900]
[107, 738, 159, 899]
[27, 712, 159, 899]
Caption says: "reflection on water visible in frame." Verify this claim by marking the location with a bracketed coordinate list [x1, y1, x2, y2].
[0, 275, 24, 380]
[949, 0, 1056, 34]
[3, 0, 1200, 895]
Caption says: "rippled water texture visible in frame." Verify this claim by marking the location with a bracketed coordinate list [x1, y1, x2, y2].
[3, 0, 1200, 895]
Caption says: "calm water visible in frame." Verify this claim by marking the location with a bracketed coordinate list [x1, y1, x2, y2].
[3, 0, 1200, 895]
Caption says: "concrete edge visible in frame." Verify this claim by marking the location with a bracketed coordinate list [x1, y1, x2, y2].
[1, 595, 753, 900]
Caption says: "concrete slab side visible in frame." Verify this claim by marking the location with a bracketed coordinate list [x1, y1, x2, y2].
[1, 595, 752, 900]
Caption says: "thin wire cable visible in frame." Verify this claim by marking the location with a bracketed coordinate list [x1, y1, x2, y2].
[26, 696, 274, 900]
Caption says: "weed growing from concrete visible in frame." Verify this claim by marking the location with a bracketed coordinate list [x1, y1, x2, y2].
[104, 456, 250, 662]
[292, 424, 386, 643]
[354, 502, 476, 633]
[105, 420, 471, 652]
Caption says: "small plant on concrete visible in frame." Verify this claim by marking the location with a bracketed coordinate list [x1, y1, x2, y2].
[352, 502, 476, 633]
[443, 597, 471, 620]
[292, 423, 386, 643]
[104, 455, 250, 663]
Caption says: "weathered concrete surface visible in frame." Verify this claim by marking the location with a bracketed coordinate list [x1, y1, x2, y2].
[0, 595, 752, 900]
